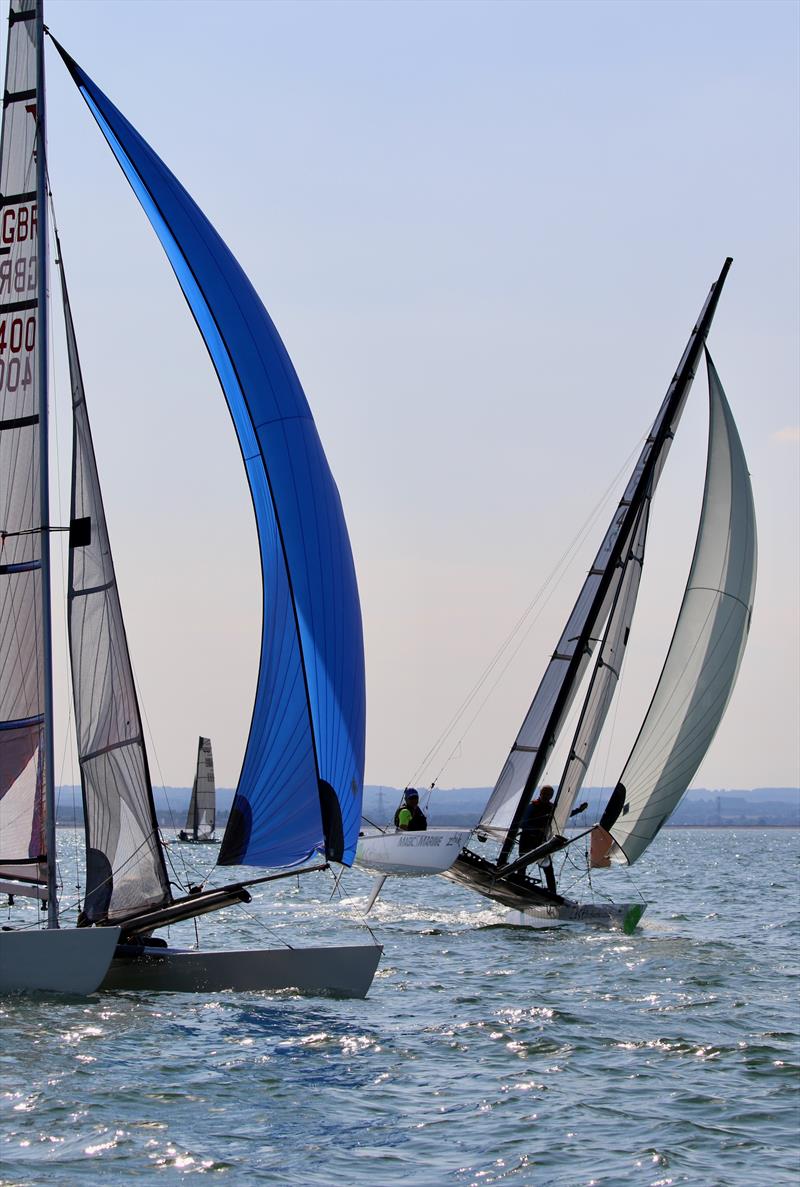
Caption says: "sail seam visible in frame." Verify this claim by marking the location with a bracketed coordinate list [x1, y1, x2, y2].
[687, 584, 751, 612]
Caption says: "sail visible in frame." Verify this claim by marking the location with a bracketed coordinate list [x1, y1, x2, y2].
[54, 41, 366, 869]
[0, 0, 46, 893]
[551, 500, 650, 834]
[479, 261, 731, 866]
[185, 737, 215, 839]
[60, 247, 171, 923]
[600, 351, 757, 864]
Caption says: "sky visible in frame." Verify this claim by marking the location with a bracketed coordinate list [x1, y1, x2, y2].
[23, 0, 800, 793]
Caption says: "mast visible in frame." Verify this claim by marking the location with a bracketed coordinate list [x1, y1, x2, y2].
[494, 259, 732, 869]
[33, 1, 56, 926]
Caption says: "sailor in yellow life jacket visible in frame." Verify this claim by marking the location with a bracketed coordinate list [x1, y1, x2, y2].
[394, 789, 428, 831]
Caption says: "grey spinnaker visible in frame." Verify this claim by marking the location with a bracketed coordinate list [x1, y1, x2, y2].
[596, 350, 757, 865]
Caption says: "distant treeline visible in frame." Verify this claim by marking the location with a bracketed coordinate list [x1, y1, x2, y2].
[54, 784, 800, 828]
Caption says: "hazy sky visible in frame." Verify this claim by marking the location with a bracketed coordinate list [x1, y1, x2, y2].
[29, 0, 800, 793]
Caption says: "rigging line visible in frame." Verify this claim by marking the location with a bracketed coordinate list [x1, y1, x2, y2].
[226, 896, 296, 950]
[45, 195, 80, 899]
[133, 688, 194, 890]
[327, 865, 381, 945]
[405, 431, 649, 791]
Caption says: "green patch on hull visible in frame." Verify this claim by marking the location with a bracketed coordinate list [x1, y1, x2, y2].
[623, 903, 646, 934]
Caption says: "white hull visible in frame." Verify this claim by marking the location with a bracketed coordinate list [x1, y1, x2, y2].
[504, 901, 646, 931]
[101, 942, 383, 998]
[0, 927, 121, 994]
[356, 828, 472, 876]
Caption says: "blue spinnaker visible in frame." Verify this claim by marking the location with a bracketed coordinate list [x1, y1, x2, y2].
[54, 42, 365, 868]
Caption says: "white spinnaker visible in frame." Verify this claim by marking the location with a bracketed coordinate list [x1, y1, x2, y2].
[608, 352, 757, 864]
[0, 0, 46, 891]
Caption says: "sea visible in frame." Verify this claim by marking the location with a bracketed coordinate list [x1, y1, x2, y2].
[1, 828, 797, 1187]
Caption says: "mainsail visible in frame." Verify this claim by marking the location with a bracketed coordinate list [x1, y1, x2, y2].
[0, 0, 47, 898]
[479, 261, 732, 868]
[53, 40, 366, 870]
[550, 499, 650, 835]
[184, 737, 215, 840]
[60, 242, 171, 923]
[594, 350, 757, 865]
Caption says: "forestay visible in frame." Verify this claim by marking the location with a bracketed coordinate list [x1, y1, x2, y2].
[61, 248, 171, 923]
[601, 350, 757, 864]
[0, 0, 46, 895]
[54, 41, 366, 870]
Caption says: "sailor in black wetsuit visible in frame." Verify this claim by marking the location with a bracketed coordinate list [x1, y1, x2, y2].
[519, 785, 556, 892]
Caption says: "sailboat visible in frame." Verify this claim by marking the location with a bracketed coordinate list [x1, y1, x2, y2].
[0, 0, 380, 995]
[177, 738, 218, 845]
[443, 259, 757, 930]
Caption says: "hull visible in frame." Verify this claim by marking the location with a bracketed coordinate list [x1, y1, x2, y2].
[101, 942, 383, 998]
[356, 828, 472, 876]
[0, 927, 121, 994]
[443, 849, 646, 932]
[504, 901, 646, 931]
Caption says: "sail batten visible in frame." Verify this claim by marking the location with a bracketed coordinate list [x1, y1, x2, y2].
[54, 40, 366, 870]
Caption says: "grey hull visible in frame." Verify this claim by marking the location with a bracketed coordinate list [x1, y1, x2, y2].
[101, 943, 383, 998]
[0, 927, 121, 994]
[505, 902, 647, 929]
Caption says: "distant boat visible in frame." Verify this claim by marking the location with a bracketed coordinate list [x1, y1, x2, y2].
[177, 738, 218, 845]
[0, 0, 380, 996]
[443, 260, 757, 931]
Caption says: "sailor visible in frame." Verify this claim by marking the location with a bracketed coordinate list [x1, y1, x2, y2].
[519, 785, 557, 892]
[394, 788, 428, 832]
[520, 785, 555, 853]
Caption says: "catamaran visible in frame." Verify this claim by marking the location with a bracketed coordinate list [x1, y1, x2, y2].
[441, 259, 756, 931]
[177, 738, 218, 845]
[0, 0, 380, 995]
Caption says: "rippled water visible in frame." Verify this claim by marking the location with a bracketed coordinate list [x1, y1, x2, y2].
[1, 828, 797, 1186]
